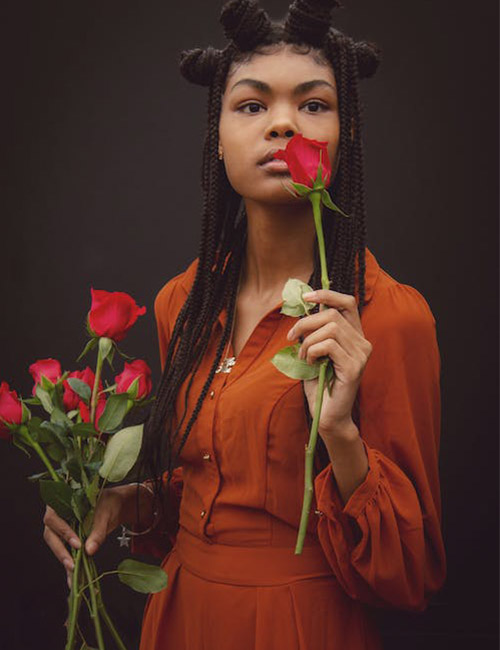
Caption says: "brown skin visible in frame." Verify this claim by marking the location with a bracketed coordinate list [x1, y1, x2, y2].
[45, 47, 369, 587]
[43, 483, 155, 588]
[219, 44, 370, 504]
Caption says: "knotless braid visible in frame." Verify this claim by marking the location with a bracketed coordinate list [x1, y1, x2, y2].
[134, 0, 381, 531]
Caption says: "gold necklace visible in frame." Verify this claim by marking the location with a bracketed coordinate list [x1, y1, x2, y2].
[215, 270, 242, 374]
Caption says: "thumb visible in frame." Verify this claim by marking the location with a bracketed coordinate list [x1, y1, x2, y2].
[85, 511, 110, 555]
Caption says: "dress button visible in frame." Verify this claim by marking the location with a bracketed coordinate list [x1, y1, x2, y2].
[210, 390, 215, 399]
[202, 452, 211, 461]
[200, 510, 206, 518]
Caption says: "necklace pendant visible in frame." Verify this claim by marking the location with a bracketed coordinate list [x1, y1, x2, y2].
[216, 356, 236, 373]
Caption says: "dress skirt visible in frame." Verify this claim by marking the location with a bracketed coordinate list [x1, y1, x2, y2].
[138, 526, 383, 650]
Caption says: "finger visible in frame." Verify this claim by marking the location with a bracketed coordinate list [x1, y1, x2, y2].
[299, 322, 359, 360]
[43, 525, 76, 569]
[304, 338, 352, 369]
[302, 290, 361, 330]
[85, 508, 112, 555]
[66, 570, 72, 590]
[289, 306, 362, 343]
[43, 507, 81, 550]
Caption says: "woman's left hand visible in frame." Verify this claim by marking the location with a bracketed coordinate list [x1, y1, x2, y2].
[287, 289, 373, 440]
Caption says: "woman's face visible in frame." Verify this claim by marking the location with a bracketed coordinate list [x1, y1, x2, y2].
[218, 44, 341, 205]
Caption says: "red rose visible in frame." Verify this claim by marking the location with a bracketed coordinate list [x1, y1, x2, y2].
[29, 358, 62, 396]
[62, 367, 100, 411]
[88, 289, 146, 342]
[0, 381, 23, 439]
[115, 360, 152, 399]
[272, 133, 332, 188]
[79, 398, 107, 430]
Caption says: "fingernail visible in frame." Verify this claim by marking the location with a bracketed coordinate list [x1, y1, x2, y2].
[63, 558, 74, 571]
[287, 328, 295, 340]
[69, 537, 81, 549]
[303, 291, 315, 298]
[67, 574, 72, 590]
[86, 540, 97, 555]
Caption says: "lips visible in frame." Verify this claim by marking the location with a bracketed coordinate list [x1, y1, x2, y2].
[257, 148, 286, 165]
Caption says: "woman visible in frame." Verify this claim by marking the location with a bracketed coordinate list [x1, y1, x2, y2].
[43, 1, 447, 648]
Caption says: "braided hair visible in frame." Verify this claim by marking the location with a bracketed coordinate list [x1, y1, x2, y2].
[134, 0, 382, 531]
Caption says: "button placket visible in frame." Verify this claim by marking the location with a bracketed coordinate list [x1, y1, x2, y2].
[198, 370, 228, 538]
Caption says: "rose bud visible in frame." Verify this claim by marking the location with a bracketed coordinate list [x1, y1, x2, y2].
[62, 367, 101, 411]
[79, 397, 107, 430]
[115, 360, 152, 400]
[0, 381, 23, 439]
[29, 358, 62, 396]
[272, 133, 332, 188]
[88, 289, 146, 342]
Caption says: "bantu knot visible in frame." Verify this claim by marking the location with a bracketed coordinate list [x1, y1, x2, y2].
[179, 46, 223, 87]
[285, 0, 343, 47]
[355, 40, 382, 79]
[220, 0, 272, 51]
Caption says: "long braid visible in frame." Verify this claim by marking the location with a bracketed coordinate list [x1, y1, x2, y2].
[135, 1, 381, 529]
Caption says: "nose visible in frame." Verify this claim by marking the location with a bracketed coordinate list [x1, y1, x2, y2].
[265, 107, 297, 141]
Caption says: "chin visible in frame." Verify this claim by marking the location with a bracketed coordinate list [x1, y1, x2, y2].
[238, 176, 308, 206]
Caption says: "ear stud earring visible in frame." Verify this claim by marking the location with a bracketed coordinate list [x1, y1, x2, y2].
[218, 148, 224, 160]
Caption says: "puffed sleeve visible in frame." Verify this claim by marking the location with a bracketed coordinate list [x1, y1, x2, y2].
[130, 276, 185, 559]
[313, 282, 447, 612]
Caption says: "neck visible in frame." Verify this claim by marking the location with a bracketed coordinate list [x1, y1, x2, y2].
[240, 198, 316, 301]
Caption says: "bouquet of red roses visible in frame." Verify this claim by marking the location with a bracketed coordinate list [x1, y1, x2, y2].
[0, 288, 167, 650]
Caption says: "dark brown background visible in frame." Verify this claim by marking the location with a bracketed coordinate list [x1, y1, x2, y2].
[0, 1, 498, 648]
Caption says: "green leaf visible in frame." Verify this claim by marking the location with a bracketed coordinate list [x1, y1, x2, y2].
[321, 189, 350, 217]
[117, 558, 168, 594]
[76, 337, 98, 363]
[281, 278, 316, 317]
[114, 346, 135, 361]
[50, 407, 73, 430]
[98, 393, 129, 433]
[27, 417, 44, 442]
[23, 397, 41, 406]
[27, 470, 51, 482]
[126, 376, 140, 400]
[40, 421, 72, 450]
[290, 181, 312, 197]
[72, 422, 99, 438]
[99, 424, 144, 482]
[325, 362, 336, 396]
[105, 345, 116, 370]
[61, 452, 83, 483]
[12, 436, 32, 457]
[270, 344, 322, 380]
[39, 480, 74, 521]
[47, 443, 66, 462]
[40, 374, 55, 391]
[71, 488, 90, 523]
[99, 337, 113, 362]
[67, 378, 92, 403]
[35, 385, 54, 414]
[85, 472, 100, 508]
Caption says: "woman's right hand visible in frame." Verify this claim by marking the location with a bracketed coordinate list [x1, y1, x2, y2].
[43, 484, 139, 589]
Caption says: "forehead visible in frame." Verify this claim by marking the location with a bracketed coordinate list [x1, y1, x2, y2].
[225, 46, 335, 91]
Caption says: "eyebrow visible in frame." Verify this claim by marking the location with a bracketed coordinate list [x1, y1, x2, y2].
[229, 78, 337, 95]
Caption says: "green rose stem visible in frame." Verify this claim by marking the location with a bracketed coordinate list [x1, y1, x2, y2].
[89, 342, 105, 453]
[65, 542, 83, 650]
[295, 189, 331, 555]
[21, 428, 61, 483]
[81, 546, 106, 650]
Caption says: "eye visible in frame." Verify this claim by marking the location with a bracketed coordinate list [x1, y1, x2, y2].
[237, 102, 264, 114]
[303, 100, 329, 113]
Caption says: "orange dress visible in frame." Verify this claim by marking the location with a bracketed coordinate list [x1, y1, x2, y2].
[131, 247, 446, 649]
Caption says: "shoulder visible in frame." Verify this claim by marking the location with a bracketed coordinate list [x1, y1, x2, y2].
[363, 263, 437, 346]
[154, 257, 199, 325]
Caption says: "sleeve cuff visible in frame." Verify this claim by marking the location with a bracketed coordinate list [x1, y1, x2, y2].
[315, 438, 381, 520]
